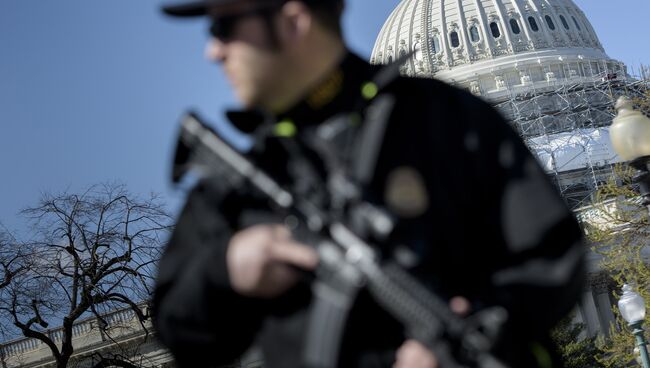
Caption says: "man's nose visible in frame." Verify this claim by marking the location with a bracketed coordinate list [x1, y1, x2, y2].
[205, 38, 226, 62]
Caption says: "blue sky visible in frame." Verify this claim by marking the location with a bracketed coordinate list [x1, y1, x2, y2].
[1, 0, 648, 237]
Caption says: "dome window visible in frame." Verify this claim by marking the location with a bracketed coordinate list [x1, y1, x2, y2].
[430, 35, 441, 54]
[572, 16, 582, 30]
[509, 19, 521, 34]
[528, 16, 539, 32]
[450, 31, 460, 48]
[560, 15, 570, 30]
[469, 26, 480, 42]
[545, 15, 556, 30]
[490, 22, 501, 38]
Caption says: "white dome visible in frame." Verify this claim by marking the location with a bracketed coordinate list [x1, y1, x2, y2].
[371, 0, 626, 101]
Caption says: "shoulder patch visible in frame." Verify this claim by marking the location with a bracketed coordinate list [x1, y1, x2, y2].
[384, 166, 429, 218]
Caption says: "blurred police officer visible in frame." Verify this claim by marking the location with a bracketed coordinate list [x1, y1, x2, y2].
[153, 0, 585, 367]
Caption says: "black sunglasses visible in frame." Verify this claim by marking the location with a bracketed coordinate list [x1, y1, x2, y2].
[209, 6, 279, 41]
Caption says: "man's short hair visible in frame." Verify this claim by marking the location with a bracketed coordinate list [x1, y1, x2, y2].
[302, 0, 343, 38]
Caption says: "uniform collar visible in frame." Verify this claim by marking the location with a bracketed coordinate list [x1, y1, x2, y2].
[226, 52, 378, 135]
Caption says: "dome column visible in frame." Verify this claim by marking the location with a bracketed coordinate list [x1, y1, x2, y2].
[543, 2, 571, 47]
[510, 0, 534, 50]
[472, 0, 496, 57]
[439, 0, 454, 67]
[455, 0, 472, 62]
[491, 0, 514, 51]
[528, 0, 555, 49]
[556, 0, 582, 46]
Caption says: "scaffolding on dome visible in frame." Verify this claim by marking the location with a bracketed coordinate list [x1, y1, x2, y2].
[491, 67, 649, 210]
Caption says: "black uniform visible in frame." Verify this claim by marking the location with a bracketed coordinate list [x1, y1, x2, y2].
[153, 52, 585, 368]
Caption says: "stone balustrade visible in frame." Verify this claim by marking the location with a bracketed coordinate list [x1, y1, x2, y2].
[0, 305, 173, 368]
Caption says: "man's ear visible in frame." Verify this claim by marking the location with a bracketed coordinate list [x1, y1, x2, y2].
[277, 1, 313, 44]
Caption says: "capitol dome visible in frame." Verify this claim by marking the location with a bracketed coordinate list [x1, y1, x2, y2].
[371, 0, 649, 342]
[371, 0, 626, 100]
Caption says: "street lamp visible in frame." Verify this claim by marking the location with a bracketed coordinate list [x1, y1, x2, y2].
[610, 96, 650, 216]
[618, 284, 650, 368]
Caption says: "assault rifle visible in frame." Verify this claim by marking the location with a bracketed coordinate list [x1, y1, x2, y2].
[172, 112, 510, 368]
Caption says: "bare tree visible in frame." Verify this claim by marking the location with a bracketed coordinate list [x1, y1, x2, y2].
[0, 183, 172, 368]
[0, 228, 22, 291]
[0, 226, 27, 341]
